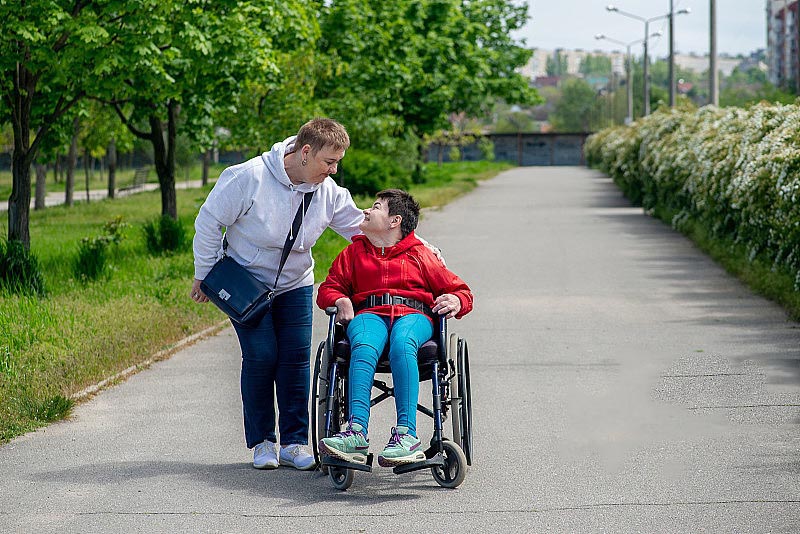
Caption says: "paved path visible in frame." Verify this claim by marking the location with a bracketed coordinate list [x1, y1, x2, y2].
[2, 179, 207, 211]
[1, 167, 798, 533]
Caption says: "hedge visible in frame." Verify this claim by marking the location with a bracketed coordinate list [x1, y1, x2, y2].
[585, 102, 800, 290]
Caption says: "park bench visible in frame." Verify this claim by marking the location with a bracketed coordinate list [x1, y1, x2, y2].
[119, 167, 149, 192]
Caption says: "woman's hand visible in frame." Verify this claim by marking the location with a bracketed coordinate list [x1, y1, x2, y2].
[432, 294, 461, 319]
[335, 297, 355, 324]
[190, 279, 209, 303]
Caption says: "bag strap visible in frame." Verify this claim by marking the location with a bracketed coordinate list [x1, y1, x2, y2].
[221, 190, 315, 289]
[274, 191, 315, 288]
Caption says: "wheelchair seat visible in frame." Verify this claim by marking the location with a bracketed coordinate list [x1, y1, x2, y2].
[331, 323, 441, 378]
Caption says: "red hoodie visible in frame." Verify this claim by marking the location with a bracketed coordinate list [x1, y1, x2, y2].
[317, 232, 473, 321]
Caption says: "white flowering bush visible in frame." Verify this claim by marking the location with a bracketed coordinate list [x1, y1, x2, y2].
[586, 102, 800, 289]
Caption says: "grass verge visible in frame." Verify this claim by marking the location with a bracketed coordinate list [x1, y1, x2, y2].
[0, 160, 512, 443]
[673, 214, 800, 321]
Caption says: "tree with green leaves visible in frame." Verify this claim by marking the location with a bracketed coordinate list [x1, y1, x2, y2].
[550, 77, 597, 132]
[546, 51, 569, 77]
[0, 1, 118, 248]
[94, 1, 318, 220]
[579, 55, 612, 77]
[317, 0, 539, 174]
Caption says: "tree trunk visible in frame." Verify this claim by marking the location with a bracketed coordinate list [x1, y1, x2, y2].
[65, 117, 79, 207]
[34, 163, 46, 210]
[8, 150, 32, 248]
[412, 134, 425, 184]
[202, 149, 210, 186]
[83, 148, 91, 203]
[150, 102, 178, 219]
[107, 138, 117, 199]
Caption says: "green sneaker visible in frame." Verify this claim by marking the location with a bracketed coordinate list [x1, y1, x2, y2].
[377, 426, 426, 467]
[319, 422, 369, 464]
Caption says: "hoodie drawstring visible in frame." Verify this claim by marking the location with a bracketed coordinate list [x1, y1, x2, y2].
[299, 194, 306, 250]
[288, 187, 307, 250]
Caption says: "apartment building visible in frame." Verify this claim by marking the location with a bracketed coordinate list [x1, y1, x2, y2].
[767, 0, 800, 90]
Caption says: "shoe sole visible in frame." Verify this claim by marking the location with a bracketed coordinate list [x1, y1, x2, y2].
[377, 451, 426, 467]
[253, 461, 279, 470]
[319, 441, 368, 465]
[279, 458, 317, 471]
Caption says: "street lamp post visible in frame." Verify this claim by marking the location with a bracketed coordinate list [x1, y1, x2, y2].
[710, 0, 718, 105]
[595, 33, 661, 124]
[606, 4, 690, 115]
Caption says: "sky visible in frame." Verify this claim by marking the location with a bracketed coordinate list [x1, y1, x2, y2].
[513, 0, 767, 58]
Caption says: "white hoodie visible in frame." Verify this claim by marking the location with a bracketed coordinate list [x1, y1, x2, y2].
[193, 136, 364, 294]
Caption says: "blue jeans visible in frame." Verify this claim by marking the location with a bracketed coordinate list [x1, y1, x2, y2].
[346, 313, 433, 438]
[232, 285, 312, 449]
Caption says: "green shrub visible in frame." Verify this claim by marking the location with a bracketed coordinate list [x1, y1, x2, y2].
[478, 137, 495, 161]
[0, 240, 46, 296]
[587, 102, 800, 291]
[143, 215, 187, 255]
[74, 236, 112, 281]
[336, 148, 412, 196]
[103, 215, 129, 244]
[73, 217, 130, 282]
[448, 146, 461, 162]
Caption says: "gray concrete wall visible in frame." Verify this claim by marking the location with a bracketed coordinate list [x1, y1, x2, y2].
[427, 132, 589, 166]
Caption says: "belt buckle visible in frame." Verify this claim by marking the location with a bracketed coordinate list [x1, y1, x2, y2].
[381, 293, 392, 306]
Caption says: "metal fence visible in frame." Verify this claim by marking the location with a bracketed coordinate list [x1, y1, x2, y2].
[426, 132, 590, 166]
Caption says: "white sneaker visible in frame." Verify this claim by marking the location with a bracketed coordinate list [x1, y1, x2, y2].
[279, 444, 316, 471]
[253, 440, 278, 469]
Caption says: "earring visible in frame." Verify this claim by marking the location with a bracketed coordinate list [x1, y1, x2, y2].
[301, 159, 307, 166]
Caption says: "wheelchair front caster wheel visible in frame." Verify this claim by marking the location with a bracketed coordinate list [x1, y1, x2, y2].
[329, 466, 354, 490]
[431, 440, 467, 488]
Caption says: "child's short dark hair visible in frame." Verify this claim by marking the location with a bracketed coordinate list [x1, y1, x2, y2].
[377, 189, 419, 238]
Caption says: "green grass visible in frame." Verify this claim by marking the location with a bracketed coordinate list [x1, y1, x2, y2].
[0, 160, 512, 443]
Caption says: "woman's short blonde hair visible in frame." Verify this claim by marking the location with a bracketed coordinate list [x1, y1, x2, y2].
[296, 118, 350, 154]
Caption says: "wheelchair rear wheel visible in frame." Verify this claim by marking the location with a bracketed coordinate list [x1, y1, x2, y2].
[311, 341, 328, 471]
[458, 337, 473, 465]
[431, 440, 468, 488]
[449, 334, 473, 466]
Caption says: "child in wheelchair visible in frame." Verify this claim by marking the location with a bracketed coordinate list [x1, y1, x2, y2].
[316, 189, 473, 467]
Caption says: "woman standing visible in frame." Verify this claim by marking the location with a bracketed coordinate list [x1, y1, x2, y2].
[190, 118, 363, 470]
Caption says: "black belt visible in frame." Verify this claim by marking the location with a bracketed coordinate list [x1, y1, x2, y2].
[354, 293, 433, 316]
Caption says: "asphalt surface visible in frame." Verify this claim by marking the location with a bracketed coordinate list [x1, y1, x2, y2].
[1, 166, 798, 533]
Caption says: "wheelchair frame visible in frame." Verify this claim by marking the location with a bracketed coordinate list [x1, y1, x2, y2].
[311, 306, 473, 490]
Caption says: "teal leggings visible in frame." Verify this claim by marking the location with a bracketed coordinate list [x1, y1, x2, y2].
[346, 313, 434, 438]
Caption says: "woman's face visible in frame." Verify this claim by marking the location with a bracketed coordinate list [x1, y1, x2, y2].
[359, 197, 396, 235]
[301, 144, 345, 184]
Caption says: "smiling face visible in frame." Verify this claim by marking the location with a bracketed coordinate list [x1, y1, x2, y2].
[300, 144, 345, 184]
[359, 197, 400, 237]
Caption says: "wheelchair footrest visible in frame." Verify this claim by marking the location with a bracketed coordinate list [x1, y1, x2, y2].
[392, 453, 445, 475]
[321, 454, 374, 473]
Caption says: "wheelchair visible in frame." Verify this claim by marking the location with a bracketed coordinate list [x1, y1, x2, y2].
[311, 305, 473, 490]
